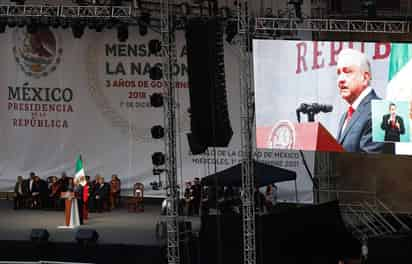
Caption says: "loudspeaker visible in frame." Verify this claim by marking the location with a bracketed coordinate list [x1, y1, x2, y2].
[30, 229, 49, 242]
[186, 17, 233, 153]
[187, 133, 208, 155]
[75, 229, 99, 244]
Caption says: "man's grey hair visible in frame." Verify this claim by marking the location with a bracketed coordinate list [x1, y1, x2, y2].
[337, 48, 371, 74]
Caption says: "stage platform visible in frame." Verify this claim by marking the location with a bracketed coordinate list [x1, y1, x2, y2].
[0, 199, 200, 246]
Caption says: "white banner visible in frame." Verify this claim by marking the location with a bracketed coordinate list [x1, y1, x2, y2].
[0, 27, 313, 201]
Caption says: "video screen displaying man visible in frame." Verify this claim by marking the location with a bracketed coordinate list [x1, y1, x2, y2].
[335, 48, 384, 153]
[380, 102, 405, 142]
[253, 40, 412, 155]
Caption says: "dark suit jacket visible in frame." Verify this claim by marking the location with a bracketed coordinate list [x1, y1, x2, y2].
[95, 183, 109, 199]
[337, 90, 384, 153]
[380, 114, 405, 142]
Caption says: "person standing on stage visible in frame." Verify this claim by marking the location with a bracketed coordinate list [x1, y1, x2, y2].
[74, 178, 84, 225]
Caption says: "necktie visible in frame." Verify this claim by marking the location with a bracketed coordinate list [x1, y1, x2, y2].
[346, 106, 355, 122]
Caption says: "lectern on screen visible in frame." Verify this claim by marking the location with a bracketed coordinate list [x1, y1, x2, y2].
[253, 40, 412, 155]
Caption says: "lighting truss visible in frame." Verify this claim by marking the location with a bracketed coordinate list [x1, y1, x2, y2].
[255, 17, 410, 34]
[0, 4, 132, 18]
[238, 1, 256, 264]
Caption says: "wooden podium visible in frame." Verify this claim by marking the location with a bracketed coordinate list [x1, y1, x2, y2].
[256, 122, 344, 152]
[61, 192, 75, 226]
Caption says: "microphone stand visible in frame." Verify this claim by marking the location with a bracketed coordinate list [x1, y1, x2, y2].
[296, 110, 320, 203]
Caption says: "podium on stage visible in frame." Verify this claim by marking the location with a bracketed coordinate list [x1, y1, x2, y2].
[59, 191, 80, 228]
[256, 122, 344, 152]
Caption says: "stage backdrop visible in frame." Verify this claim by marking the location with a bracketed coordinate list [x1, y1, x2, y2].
[254, 40, 412, 155]
[0, 27, 314, 201]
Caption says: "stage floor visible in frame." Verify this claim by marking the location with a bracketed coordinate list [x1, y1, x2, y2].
[0, 200, 200, 246]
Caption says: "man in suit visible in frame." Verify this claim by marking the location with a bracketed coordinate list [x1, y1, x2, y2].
[380, 102, 405, 142]
[336, 48, 384, 153]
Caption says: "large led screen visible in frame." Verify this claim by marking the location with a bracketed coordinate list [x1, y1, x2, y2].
[254, 40, 412, 155]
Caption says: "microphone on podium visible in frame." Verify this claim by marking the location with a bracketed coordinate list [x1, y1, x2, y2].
[296, 103, 333, 122]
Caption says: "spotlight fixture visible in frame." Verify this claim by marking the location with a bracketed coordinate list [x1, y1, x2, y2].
[95, 23, 104, 33]
[150, 93, 163, 107]
[148, 39, 162, 55]
[117, 24, 128, 42]
[139, 12, 150, 36]
[27, 22, 38, 34]
[152, 152, 165, 166]
[72, 23, 85, 39]
[149, 66, 163, 80]
[151, 125, 165, 139]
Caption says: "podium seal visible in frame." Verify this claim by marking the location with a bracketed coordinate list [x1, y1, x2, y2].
[267, 120, 296, 149]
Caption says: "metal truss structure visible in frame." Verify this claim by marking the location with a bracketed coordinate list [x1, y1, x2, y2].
[3, 3, 412, 264]
[255, 17, 410, 34]
[238, 1, 256, 264]
[0, 4, 132, 18]
[160, 0, 180, 264]
[341, 200, 411, 242]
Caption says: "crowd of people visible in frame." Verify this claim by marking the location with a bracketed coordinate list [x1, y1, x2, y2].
[13, 172, 121, 213]
[199, 184, 278, 215]
[179, 177, 278, 216]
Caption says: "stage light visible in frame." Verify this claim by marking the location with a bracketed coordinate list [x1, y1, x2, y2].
[149, 66, 163, 80]
[51, 18, 60, 29]
[151, 125, 165, 139]
[148, 39, 162, 55]
[17, 20, 25, 28]
[60, 19, 69, 29]
[30, 229, 49, 243]
[75, 229, 99, 246]
[152, 152, 165, 166]
[27, 23, 38, 34]
[139, 12, 150, 36]
[95, 23, 104, 32]
[72, 23, 85, 39]
[150, 93, 163, 107]
[117, 24, 128, 42]
[7, 18, 17, 28]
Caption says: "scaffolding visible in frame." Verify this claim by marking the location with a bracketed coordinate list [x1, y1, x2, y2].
[160, 0, 180, 263]
[238, 1, 256, 264]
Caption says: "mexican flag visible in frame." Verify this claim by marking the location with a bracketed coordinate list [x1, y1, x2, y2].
[386, 43, 412, 101]
[386, 43, 412, 154]
[74, 155, 85, 181]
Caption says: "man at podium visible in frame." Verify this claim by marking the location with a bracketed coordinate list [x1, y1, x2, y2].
[336, 48, 384, 153]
